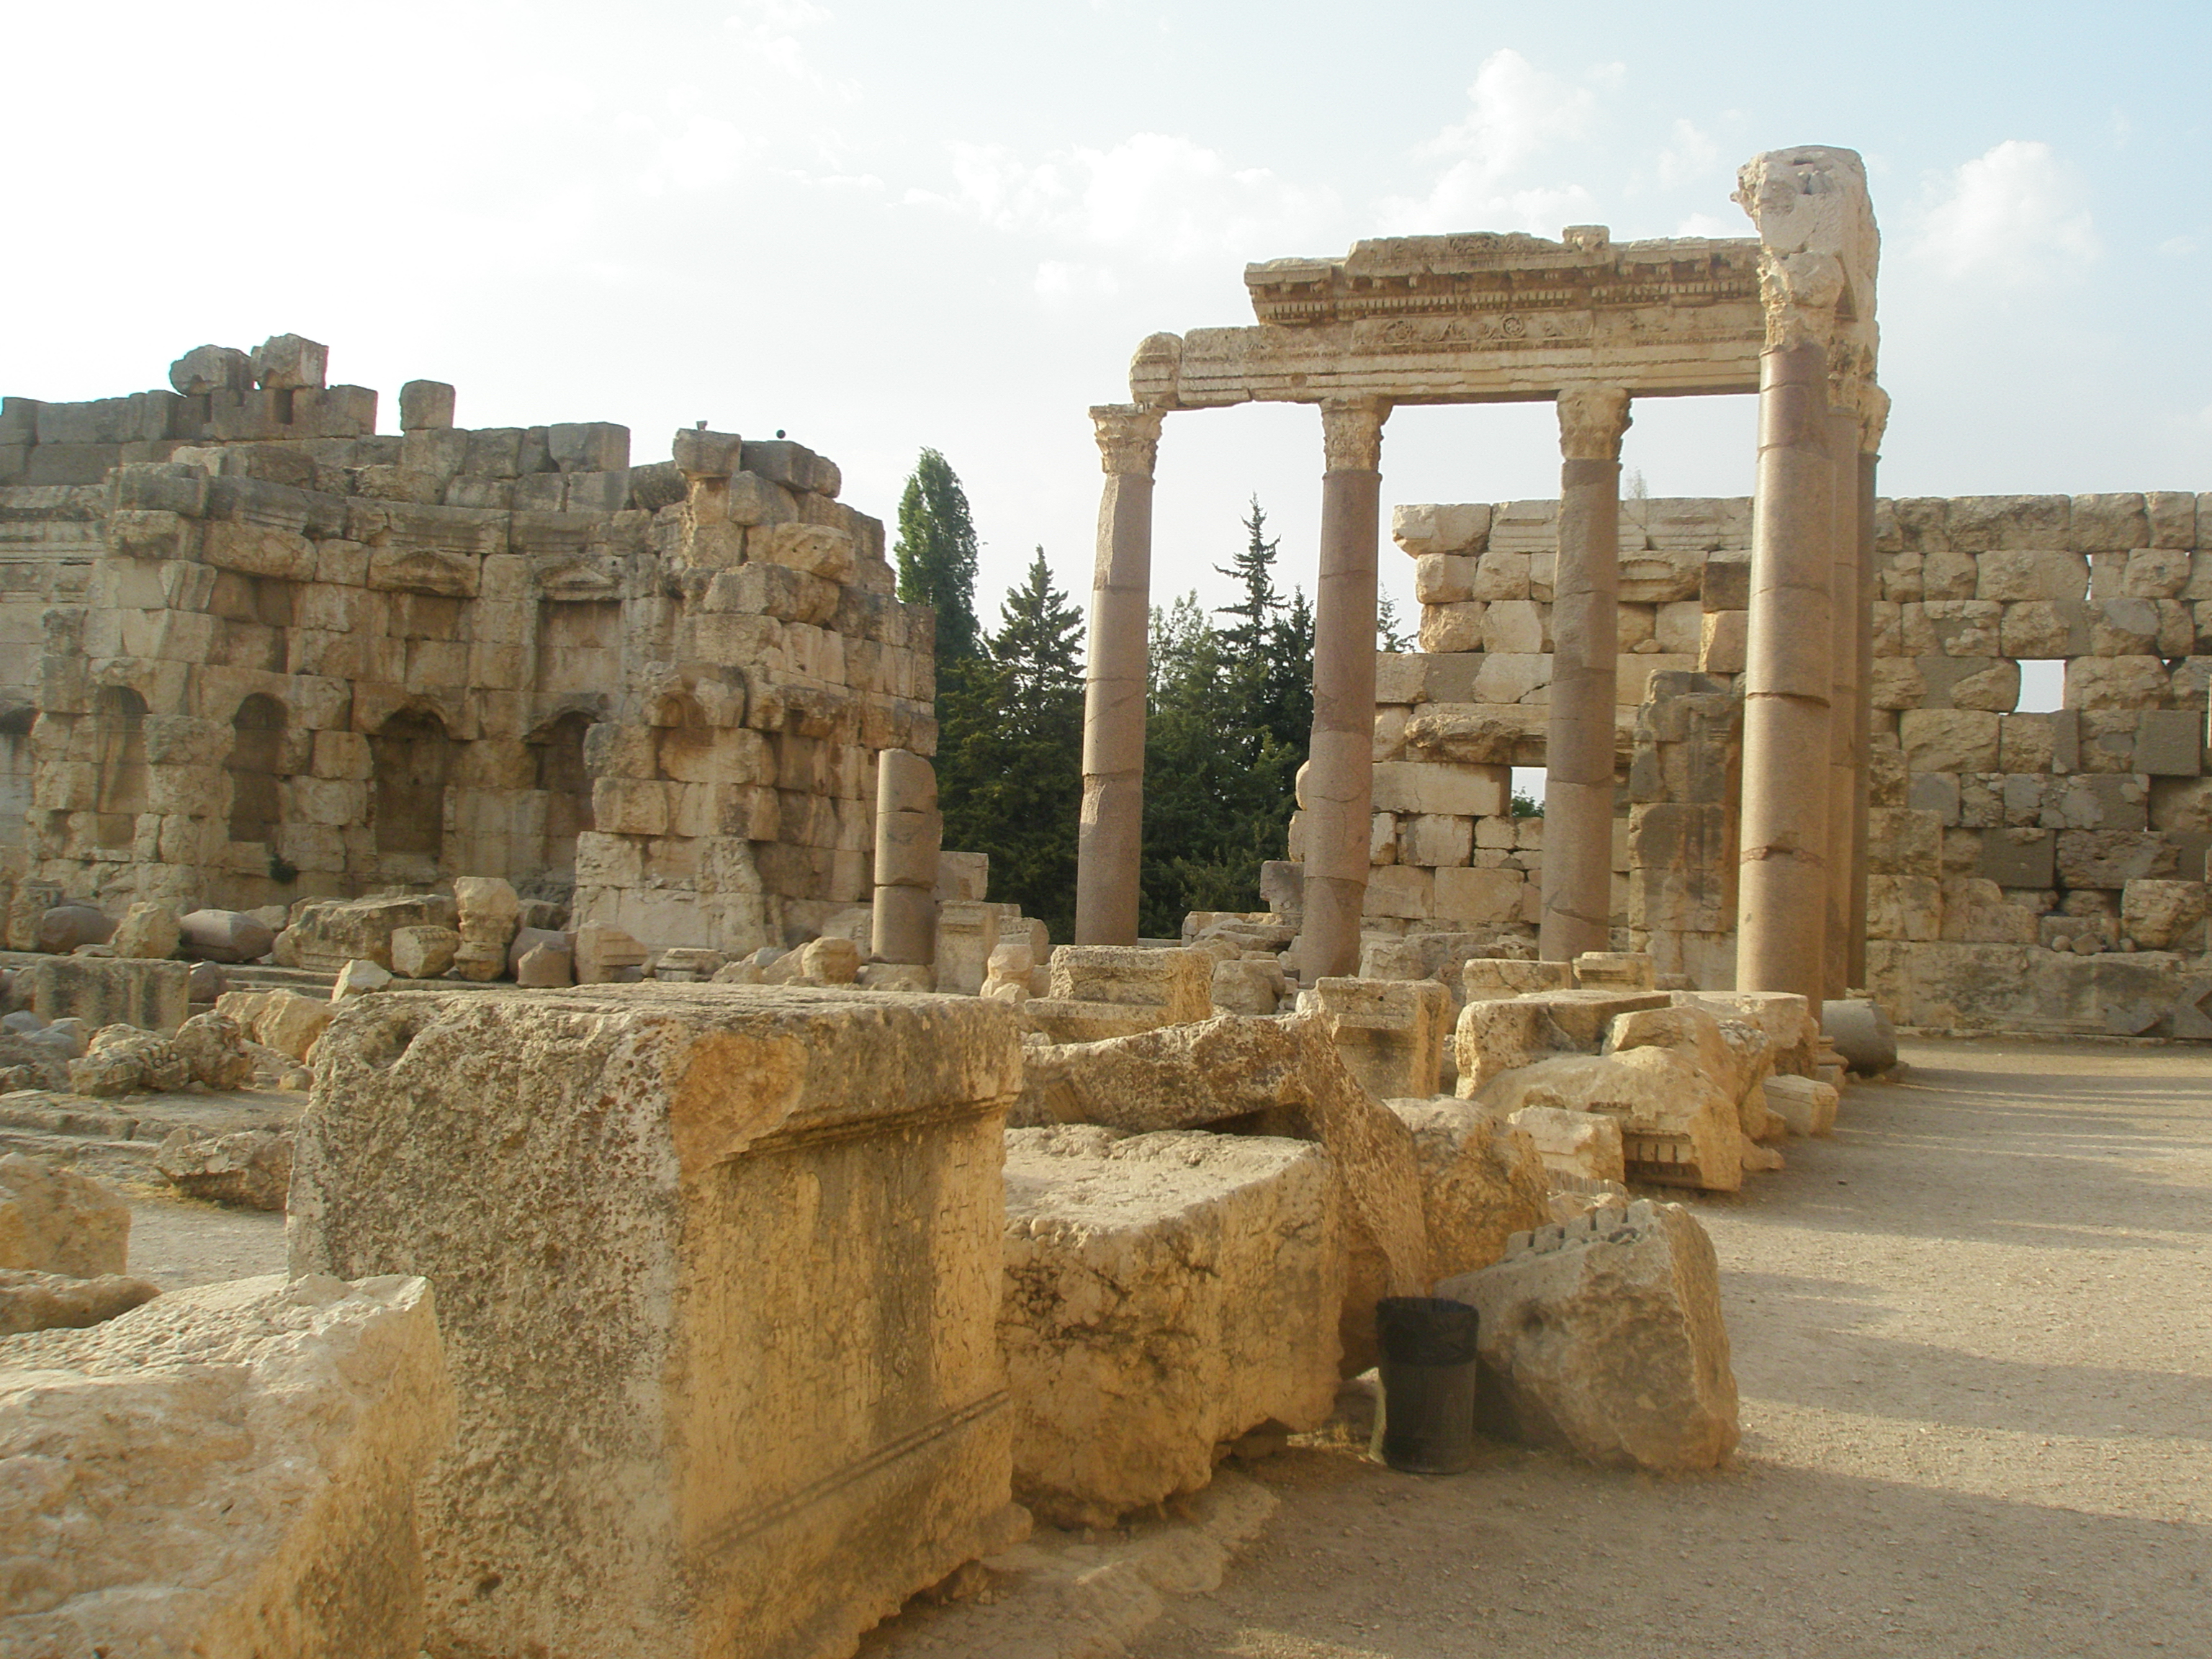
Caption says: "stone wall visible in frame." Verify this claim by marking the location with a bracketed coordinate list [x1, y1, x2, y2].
[1371, 489, 2212, 1036]
[0, 338, 938, 958]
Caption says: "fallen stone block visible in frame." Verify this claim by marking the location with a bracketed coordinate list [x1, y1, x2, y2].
[390, 924, 460, 979]
[291, 985, 1030, 1659]
[0, 1266, 161, 1336]
[1211, 956, 1288, 1015]
[1007, 1013, 1426, 1375]
[1509, 1105, 1627, 1184]
[572, 918, 649, 984]
[1384, 1097, 1550, 1282]
[68, 1025, 189, 1097]
[1438, 1198, 1739, 1471]
[275, 894, 457, 973]
[1002, 1125, 1340, 1527]
[1820, 998, 1898, 1074]
[1018, 997, 1169, 1043]
[36, 902, 113, 955]
[25, 955, 192, 1034]
[1314, 976, 1452, 1100]
[0, 1272, 451, 1658]
[1573, 950, 1655, 990]
[219, 987, 334, 1062]
[168, 1010, 253, 1089]
[0, 1032, 69, 1093]
[0, 1151, 130, 1277]
[799, 934, 862, 984]
[1460, 957, 1576, 1000]
[1048, 945, 1213, 1022]
[332, 958, 393, 999]
[1476, 1049, 1744, 1192]
[109, 901, 181, 960]
[156, 1125, 293, 1210]
[1763, 1074, 1840, 1137]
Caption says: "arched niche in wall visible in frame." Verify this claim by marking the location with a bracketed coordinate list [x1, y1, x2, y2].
[227, 693, 289, 847]
[92, 685, 149, 850]
[370, 708, 455, 860]
[526, 710, 595, 878]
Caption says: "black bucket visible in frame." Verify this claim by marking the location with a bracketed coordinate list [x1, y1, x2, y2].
[1373, 1296, 1481, 1475]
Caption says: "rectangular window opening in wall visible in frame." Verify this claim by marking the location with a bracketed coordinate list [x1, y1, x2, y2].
[2016, 660, 2066, 713]
[1511, 766, 1547, 815]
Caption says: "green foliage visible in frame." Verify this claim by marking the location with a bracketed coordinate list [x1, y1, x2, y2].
[1136, 498, 1313, 935]
[935, 547, 1086, 940]
[1377, 591, 1412, 652]
[1512, 788, 1546, 817]
[894, 448, 981, 664]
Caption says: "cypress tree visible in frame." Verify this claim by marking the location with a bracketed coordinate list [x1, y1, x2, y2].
[894, 449, 981, 665]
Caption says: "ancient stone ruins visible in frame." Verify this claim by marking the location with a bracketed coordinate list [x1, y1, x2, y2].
[0, 143, 2203, 1655]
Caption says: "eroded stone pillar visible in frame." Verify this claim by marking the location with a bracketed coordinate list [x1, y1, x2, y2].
[1822, 405, 1862, 999]
[872, 748, 940, 964]
[1735, 340, 1836, 1003]
[1075, 403, 1163, 945]
[1540, 386, 1632, 963]
[1298, 397, 1390, 983]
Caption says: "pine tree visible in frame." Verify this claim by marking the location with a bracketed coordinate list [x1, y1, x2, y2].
[894, 449, 981, 665]
[1214, 497, 1283, 655]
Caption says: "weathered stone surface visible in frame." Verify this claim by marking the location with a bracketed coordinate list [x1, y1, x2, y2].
[333, 958, 395, 999]
[1763, 1074, 1839, 1136]
[389, 925, 460, 979]
[0, 1154, 130, 1277]
[1475, 1048, 1743, 1192]
[68, 1025, 190, 1097]
[1383, 1097, 1549, 1282]
[156, 1125, 293, 1210]
[2121, 878, 2208, 949]
[1017, 998, 1167, 1043]
[275, 894, 457, 973]
[168, 1010, 254, 1088]
[1438, 1199, 1738, 1471]
[179, 907, 277, 963]
[217, 987, 335, 1062]
[36, 904, 114, 955]
[1509, 1105, 1626, 1183]
[1460, 958, 1575, 999]
[799, 934, 863, 984]
[109, 902, 181, 960]
[0, 1272, 451, 1658]
[1821, 998, 1898, 1074]
[24, 956, 192, 1034]
[1007, 1014, 1426, 1375]
[291, 985, 1029, 1659]
[1048, 945, 1213, 1022]
[1001, 1126, 1339, 1527]
[1313, 976, 1451, 1100]
[572, 918, 649, 984]
[1210, 956, 1288, 1015]
[0, 1267, 161, 1336]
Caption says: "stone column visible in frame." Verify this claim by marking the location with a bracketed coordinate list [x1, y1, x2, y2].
[1540, 386, 1632, 963]
[1298, 397, 1390, 983]
[1822, 405, 1862, 1000]
[1074, 404, 1164, 945]
[1848, 390, 1887, 988]
[1735, 340, 1836, 1004]
[872, 749, 940, 964]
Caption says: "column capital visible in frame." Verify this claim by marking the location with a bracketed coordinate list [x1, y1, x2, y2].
[1556, 385, 1632, 462]
[1857, 382, 1890, 453]
[1319, 396, 1390, 472]
[1089, 403, 1164, 477]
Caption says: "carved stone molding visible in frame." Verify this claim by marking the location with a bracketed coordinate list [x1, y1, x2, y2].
[1319, 397, 1390, 471]
[1858, 382, 1891, 454]
[1556, 385, 1632, 462]
[1090, 403, 1164, 477]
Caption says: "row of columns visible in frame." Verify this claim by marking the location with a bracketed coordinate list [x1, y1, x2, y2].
[1076, 373, 1878, 1012]
[1735, 338, 1881, 1009]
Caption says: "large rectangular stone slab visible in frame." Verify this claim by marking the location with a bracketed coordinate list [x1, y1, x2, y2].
[24, 956, 192, 1033]
[289, 984, 1028, 1659]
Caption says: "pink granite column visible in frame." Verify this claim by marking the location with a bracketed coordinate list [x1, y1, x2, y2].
[1540, 386, 1632, 963]
[1848, 390, 1887, 988]
[1822, 404, 1863, 1000]
[1298, 396, 1390, 982]
[1074, 403, 1164, 945]
[1735, 341, 1836, 1004]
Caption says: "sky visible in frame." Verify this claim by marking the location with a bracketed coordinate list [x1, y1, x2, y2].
[5, 0, 2208, 637]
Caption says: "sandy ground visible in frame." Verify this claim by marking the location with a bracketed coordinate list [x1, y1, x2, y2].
[1124, 1038, 2212, 1659]
[121, 1182, 287, 1290]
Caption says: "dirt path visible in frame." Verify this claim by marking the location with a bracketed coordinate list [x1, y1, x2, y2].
[1126, 1038, 2212, 1659]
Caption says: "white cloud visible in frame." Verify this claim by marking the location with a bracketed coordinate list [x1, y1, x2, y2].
[1656, 119, 1721, 189]
[1415, 50, 1599, 182]
[914, 132, 1336, 261]
[723, 0, 845, 91]
[1375, 174, 1596, 238]
[1916, 140, 2100, 284]
[1673, 211, 1735, 238]
[1034, 261, 1120, 302]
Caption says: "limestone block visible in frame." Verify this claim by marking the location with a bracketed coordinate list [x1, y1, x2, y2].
[26, 957, 192, 1034]
[2122, 878, 2208, 949]
[109, 902, 180, 961]
[2056, 830, 2177, 889]
[514, 940, 575, 986]
[390, 925, 461, 979]
[1437, 1200, 1737, 1471]
[1418, 601, 1485, 654]
[2069, 493, 2149, 552]
[1976, 828, 2057, 888]
[1313, 978, 1451, 1100]
[168, 1010, 253, 1089]
[1900, 708, 2002, 774]
[755, 521, 856, 583]
[2090, 597, 2162, 655]
[331, 960, 393, 1000]
[291, 986, 1027, 1659]
[1362, 863, 1431, 919]
[1000, 1127, 1339, 1527]
[1505, 987, 1672, 1051]
[1210, 957, 1287, 1016]
[933, 900, 1002, 996]
[1007, 1014, 1426, 1375]
[1820, 998, 1898, 1074]
[400, 379, 457, 429]
[1475, 1049, 1742, 1192]
[1574, 952, 1655, 992]
[1390, 502, 1489, 554]
[572, 920, 648, 984]
[1763, 1073, 1840, 1136]
[156, 1125, 292, 1210]
[936, 850, 991, 903]
[1939, 878, 2039, 943]
[1370, 760, 1511, 817]
[2039, 773, 2147, 832]
[1480, 599, 1548, 654]
[1048, 945, 1212, 1022]
[168, 343, 253, 395]
[179, 907, 276, 963]
[2065, 655, 2170, 711]
[276, 894, 457, 973]
[0, 1272, 451, 1659]
[219, 988, 333, 1061]
[1974, 548, 2089, 602]
[1508, 1105, 1625, 1184]
[2135, 709, 2203, 776]
[1946, 495, 2068, 553]
[1617, 546, 1704, 604]
[2123, 546, 2193, 599]
[0, 1267, 161, 1336]
[1866, 807, 1944, 877]
[0, 1153, 130, 1277]
[1399, 811, 1472, 868]
[1383, 1097, 1548, 1282]
[1433, 865, 1525, 927]
[1460, 958, 1574, 1000]
[1451, 998, 1552, 1094]
[249, 332, 329, 389]
[1471, 651, 1552, 704]
[1414, 552, 1478, 604]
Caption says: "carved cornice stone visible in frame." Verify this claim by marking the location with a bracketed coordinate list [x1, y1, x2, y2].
[1320, 397, 1390, 472]
[1735, 146, 1881, 408]
[1557, 386, 1632, 462]
[1090, 404, 1164, 477]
